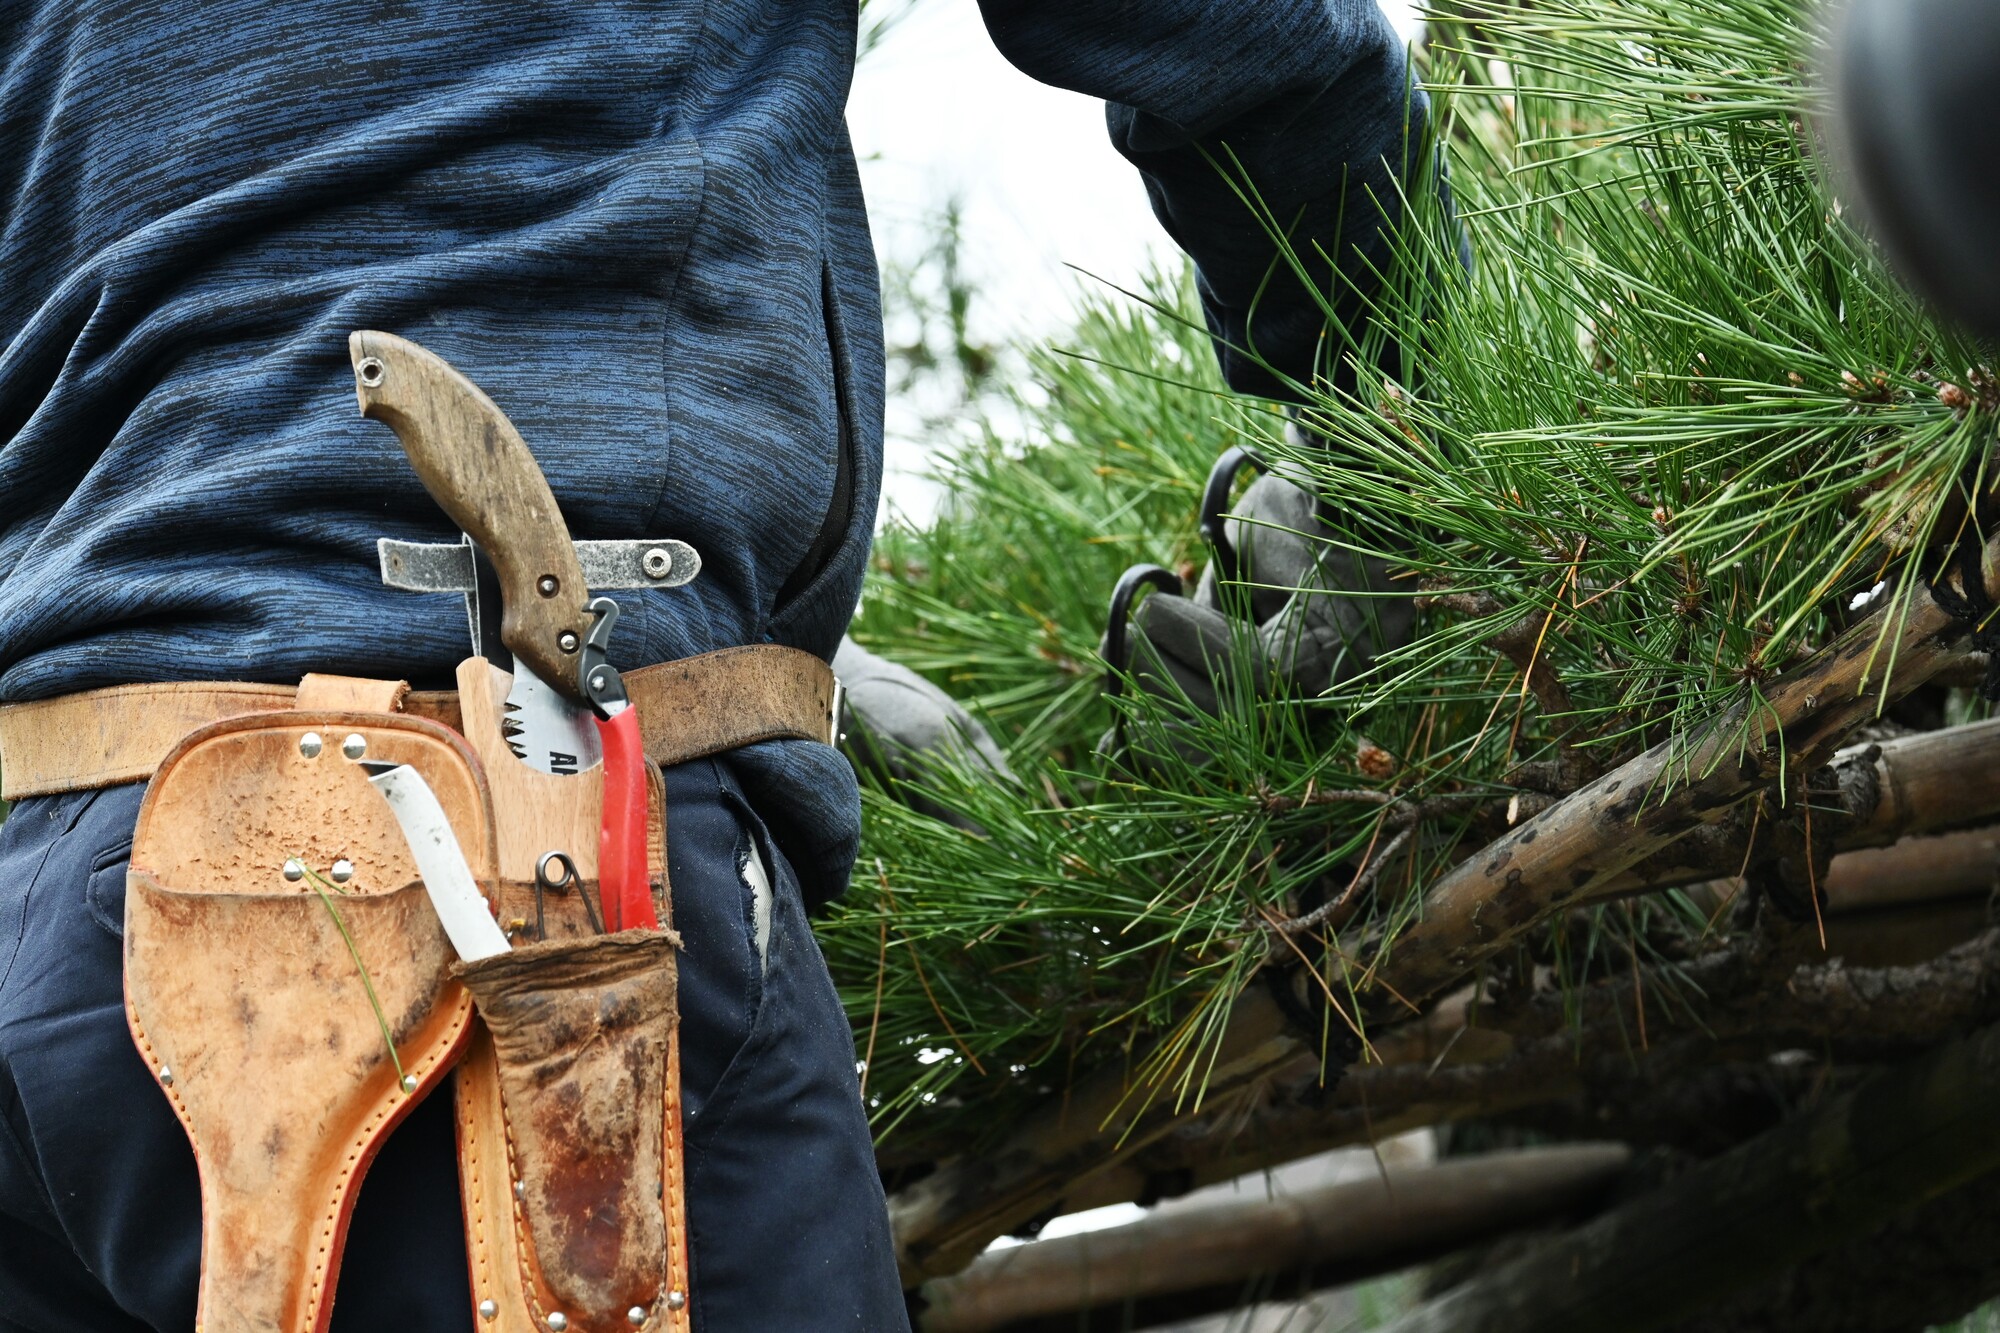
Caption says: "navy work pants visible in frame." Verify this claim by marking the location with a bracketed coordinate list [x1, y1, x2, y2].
[0, 760, 908, 1331]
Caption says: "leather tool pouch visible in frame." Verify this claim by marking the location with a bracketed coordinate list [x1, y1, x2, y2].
[123, 692, 491, 1333]
[119, 665, 694, 1333]
[451, 659, 694, 1333]
[457, 931, 686, 1331]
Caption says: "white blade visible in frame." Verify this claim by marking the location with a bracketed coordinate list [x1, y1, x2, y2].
[367, 765, 511, 961]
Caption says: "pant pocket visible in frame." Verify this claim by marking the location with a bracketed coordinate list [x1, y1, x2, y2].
[0, 789, 112, 1000]
[84, 838, 134, 940]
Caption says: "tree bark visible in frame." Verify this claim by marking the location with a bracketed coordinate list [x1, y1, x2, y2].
[1375, 1016, 2000, 1333]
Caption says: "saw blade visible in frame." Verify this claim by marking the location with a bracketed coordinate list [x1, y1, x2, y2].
[503, 660, 601, 775]
[461, 533, 599, 775]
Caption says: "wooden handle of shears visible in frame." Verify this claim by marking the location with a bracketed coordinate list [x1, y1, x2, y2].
[349, 330, 593, 702]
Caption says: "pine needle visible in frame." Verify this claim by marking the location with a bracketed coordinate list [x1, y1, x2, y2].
[298, 860, 409, 1091]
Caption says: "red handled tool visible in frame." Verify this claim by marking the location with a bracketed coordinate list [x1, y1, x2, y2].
[579, 597, 655, 932]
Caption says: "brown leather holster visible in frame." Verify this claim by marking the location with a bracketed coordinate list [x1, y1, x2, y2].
[83, 649, 837, 1333]
[124, 682, 492, 1333]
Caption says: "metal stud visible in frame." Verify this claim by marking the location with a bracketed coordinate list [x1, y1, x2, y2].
[330, 858, 355, 884]
[627, 1306, 649, 1326]
[400, 1074, 418, 1094]
[356, 356, 386, 387]
[547, 1315, 569, 1332]
[537, 575, 560, 597]
[558, 631, 580, 654]
[478, 1300, 498, 1322]
[665, 1291, 685, 1312]
[341, 733, 367, 760]
[642, 547, 673, 580]
[514, 1179, 526, 1201]
[299, 732, 324, 759]
[158, 1065, 174, 1088]
[282, 859, 306, 883]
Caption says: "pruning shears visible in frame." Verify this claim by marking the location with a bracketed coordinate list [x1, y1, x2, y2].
[350, 330, 684, 934]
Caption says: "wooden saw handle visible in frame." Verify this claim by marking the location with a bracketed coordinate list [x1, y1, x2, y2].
[349, 330, 592, 702]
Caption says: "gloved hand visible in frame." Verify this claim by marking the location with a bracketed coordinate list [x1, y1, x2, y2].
[832, 637, 1015, 820]
[1106, 457, 1415, 726]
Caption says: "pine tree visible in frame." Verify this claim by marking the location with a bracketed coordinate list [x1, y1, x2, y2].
[837, 2, 2000, 1326]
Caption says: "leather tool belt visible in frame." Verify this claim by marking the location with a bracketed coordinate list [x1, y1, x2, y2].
[0, 646, 838, 1333]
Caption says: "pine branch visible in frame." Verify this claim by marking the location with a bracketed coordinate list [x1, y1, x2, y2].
[887, 556, 1998, 1279]
[1363, 543, 1998, 1018]
[1416, 588, 1578, 724]
[1075, 918, 2000, 1216]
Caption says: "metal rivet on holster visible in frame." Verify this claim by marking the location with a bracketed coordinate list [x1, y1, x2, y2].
[298, 732, 323, 758]
[666, 1291, 686, 1312]
[158, 1065, 174, 1088]
[478, 1300, 498, 1321]
[282, 859, 305, 882]
[628, 1306, 648, 1326]
[329, 859, 355, 884]
[340, 734, 367, 760]
[547, 1314, 569, 1332]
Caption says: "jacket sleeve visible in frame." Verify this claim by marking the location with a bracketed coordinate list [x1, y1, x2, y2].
[976, 0, 1431, 401]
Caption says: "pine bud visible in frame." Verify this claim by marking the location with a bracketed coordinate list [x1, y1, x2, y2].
[1355, 738, 1398, 781]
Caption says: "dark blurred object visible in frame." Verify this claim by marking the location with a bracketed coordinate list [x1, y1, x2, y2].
[1835, 0, 2000, 336]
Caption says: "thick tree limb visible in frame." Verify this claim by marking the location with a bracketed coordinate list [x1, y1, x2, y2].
[1368, 556, 1996, 1016]
[1587, 716, 2000, 900]
[1374, 1015, 2000, 1333]
[992, 909, 2000, 1223]
[889, 542, 1998, 1283]
[902, 918, 2000, 1256]
[914, 1145, 1629, 1333]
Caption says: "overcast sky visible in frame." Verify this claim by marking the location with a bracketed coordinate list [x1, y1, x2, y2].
[847, 1, 1423, 517]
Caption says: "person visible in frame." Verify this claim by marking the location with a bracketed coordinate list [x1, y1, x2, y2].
[0, 2, 1433, 1328]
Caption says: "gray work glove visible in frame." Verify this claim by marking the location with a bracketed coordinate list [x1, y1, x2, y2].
[1109, 471, 1415, 719]
[832, 637, 1014, 819]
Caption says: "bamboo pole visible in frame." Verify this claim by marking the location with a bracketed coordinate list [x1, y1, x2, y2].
[916, 1145, 1629, 1333]
[1584, 716, 2000, 900]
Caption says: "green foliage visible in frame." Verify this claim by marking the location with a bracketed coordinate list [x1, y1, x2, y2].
[1934, 1300, 2000, 1333]
[822, 0, 1996, 1152]
[852, 271, 1236, 760]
